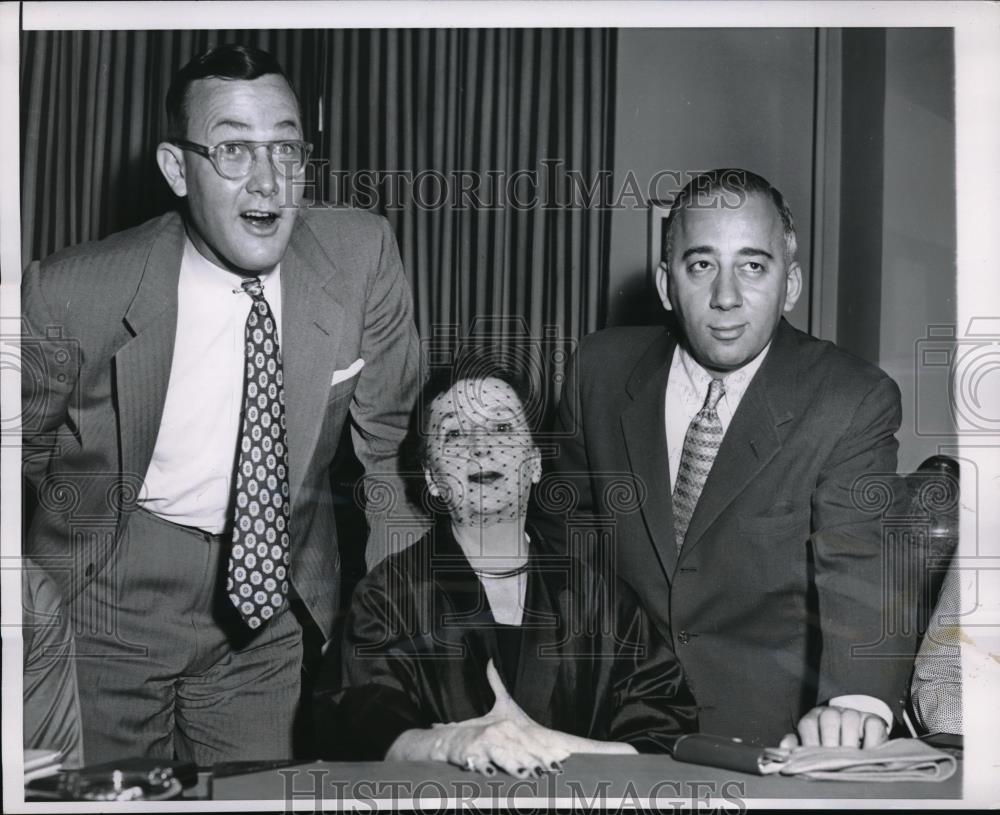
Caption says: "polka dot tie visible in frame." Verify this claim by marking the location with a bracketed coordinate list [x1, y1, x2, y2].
[672, 378, 725, 552]
[227, 277, 291, 630]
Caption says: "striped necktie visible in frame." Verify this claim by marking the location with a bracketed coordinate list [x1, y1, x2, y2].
[673, 378, 725, 552]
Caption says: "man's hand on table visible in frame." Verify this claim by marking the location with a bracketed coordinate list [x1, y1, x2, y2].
[780, 704, 889, 749]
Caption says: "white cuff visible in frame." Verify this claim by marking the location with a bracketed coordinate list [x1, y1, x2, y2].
[828, 694, 894, 728]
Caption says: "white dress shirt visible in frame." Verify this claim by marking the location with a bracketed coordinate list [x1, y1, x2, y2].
[138, 238, 283, 534]
[664, 342, 893, 729]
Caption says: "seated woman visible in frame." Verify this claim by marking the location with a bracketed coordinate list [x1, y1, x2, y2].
[327, 364, 697, 776]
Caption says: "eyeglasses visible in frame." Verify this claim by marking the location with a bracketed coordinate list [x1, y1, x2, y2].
[170, 138, 314, 180]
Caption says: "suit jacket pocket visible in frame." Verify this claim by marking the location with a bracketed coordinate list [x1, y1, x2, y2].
[738, 510, 809, 536]
[327, 377, 357, 405]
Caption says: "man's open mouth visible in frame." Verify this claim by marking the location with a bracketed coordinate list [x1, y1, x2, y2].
[468, 471, 503, 485]
[241, 210, 280, 227]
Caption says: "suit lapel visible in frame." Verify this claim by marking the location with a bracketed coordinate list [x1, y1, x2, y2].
[428, 527, 511, 715]
[510, 556, 563, 723]
[113, 215, 185, 520]
[280, 217, 346, 512]
[429, 525, 563, 720]
[620, 334, 678, 582]
[679, 321, 799, 558]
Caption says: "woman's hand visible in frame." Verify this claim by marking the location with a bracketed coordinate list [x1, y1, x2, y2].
[432, 660, 572, 777]
[481, 660, 637, 759]
[387, 660, 635, 776]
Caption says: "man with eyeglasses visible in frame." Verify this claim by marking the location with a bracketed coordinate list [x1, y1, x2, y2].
[21, 44, 420, 764]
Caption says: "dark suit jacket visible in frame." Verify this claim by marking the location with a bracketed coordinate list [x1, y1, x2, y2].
[536, 319, 915, 746]
[21, 208, 421, 635]
[324, 521, 698, 759]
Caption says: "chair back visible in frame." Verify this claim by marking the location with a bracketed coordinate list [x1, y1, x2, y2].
[905, 454, 959, 640]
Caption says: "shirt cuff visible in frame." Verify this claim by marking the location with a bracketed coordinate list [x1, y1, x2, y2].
[828, 694, 894, 728]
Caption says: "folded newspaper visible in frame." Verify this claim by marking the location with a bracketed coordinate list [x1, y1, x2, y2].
[672, 735, 957, 781]
[764, 739, 957, 782]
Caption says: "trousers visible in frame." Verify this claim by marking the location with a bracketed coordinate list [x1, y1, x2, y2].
[69, 507, 303, 765]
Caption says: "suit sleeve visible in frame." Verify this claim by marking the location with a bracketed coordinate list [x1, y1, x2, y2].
[606, 576, 698, 752]
[348, 217, 425, 568]
[316, 563, 431, 759]
[22, 560, 85, 769]
[810, 375, 915, 718]
[21, 262, 81, 494]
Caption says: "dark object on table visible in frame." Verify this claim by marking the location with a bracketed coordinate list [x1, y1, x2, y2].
[671, 733, 787, 775]
[213, 758, 310, 777]
[921, 731, 963, 757]
[25, 758, 196, 801]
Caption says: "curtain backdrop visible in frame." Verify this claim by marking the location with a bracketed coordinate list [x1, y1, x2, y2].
[20, 28, 615, 409]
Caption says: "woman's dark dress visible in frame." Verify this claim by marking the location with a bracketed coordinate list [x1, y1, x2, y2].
[327, 522, 698, 759]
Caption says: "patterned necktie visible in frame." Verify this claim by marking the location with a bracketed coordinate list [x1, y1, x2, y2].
[672, 378, 726, 552]
[227, 277, 291, 630]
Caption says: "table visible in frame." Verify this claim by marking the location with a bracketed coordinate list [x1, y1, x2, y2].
[205, 753, 961, 805]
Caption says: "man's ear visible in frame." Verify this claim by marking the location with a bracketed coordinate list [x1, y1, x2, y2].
[655, 261, 673, 311]
[783, 262, 803, 312]
[156, 142, 188, 198]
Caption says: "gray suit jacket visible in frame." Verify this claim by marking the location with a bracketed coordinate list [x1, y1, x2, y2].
[22, 208, 421, 635]
[537, 319, 916, 745]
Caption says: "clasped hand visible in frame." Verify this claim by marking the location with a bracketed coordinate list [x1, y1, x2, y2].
[779, 705, 889, 749]
[430, 660, 631, 777]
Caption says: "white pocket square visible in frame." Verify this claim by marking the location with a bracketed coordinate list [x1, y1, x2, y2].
[331, 358, 365, 386]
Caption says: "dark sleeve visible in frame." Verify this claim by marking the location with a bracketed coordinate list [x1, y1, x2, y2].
[531, 342, 596, 550]
[316, 562, 432, 759]
[348, 216, 426, 569]
[605, 576, 698, 752]
[811, 375, 915, 717]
